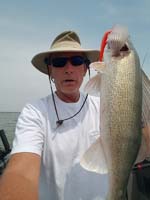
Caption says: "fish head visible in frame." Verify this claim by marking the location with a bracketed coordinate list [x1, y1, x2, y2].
[106, 25, 134, 57]
[92, 25, 135, 71]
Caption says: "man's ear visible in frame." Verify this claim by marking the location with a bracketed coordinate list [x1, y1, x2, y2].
[47, 65, 52, 76]
[83, 65, 88, 76]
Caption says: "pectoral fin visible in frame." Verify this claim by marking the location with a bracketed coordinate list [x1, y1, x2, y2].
[142, 70, 150, 126]
[90, 61, 106, 73]
[80, 137, 108, 174]
[84, 74, 101, 94]
[84, 61, 106, 95]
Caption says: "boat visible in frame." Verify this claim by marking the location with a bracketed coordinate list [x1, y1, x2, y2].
[0, 129, 11, 175]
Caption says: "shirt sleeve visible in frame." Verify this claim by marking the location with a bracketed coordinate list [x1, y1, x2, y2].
[11, 103, 45, 156]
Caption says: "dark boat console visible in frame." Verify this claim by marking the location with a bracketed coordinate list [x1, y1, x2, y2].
[0, 129, 11, 175]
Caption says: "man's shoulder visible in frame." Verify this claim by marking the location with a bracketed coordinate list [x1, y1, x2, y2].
[21, 95, 52, 117]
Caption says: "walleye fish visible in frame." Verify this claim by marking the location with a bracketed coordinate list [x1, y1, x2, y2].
[80, 25, 143, 200]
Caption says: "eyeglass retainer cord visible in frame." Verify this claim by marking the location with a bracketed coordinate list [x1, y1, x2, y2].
[47, 65, 89, 127]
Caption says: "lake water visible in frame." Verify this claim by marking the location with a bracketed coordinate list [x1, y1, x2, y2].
[0, 112, 20, 150]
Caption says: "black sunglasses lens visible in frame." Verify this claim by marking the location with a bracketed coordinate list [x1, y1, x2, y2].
[51, 56, 86, 67]
[52, 57, 67, 67]
[71, 56, 85, 66]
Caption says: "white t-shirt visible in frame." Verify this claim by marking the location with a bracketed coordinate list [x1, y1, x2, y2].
[11, 92, 108, 200]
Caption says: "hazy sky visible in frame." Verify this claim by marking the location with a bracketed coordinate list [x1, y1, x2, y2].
[0, 0, 150, 112]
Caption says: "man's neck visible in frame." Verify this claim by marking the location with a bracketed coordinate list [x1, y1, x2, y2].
[55, 91, 80, 103]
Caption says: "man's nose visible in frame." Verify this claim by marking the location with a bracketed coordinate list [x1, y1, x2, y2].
[64, 61, 74, 73]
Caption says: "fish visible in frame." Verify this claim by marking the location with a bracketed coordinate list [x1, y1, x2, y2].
[80, 25, 143, 199]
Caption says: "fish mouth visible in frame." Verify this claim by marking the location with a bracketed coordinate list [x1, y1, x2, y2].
[108, 43, 130, 57]
[120, 44, 129, 52]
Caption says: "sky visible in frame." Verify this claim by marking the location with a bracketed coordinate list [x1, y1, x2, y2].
[0, 0, 150, 112]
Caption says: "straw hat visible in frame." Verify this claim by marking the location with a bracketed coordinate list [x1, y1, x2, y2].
[31, 31, 100, 75]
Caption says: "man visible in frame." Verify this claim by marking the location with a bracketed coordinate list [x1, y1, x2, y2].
[0, 31, 108, 200]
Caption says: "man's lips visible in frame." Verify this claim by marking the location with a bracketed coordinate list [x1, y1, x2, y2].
[63, 79, 75, 82]
[62, 79, 77, 86]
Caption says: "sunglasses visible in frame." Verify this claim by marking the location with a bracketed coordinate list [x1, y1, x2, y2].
[49, 56, 90, 68]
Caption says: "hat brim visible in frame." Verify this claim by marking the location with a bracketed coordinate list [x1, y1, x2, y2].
[31, 49, 100, 75]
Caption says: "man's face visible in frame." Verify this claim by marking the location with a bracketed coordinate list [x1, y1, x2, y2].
[50, 52, 87, 98]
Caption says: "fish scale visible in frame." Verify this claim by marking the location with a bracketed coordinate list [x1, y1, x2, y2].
[80, 25, 143, 200]
[102, 51, 142, 199]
